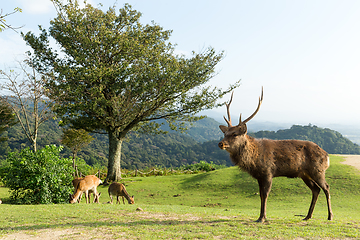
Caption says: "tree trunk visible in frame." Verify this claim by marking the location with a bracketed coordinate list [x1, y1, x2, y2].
[105, 129, 123, 184]
[32, 138, 37, 152]
[72, 152, 76, 178]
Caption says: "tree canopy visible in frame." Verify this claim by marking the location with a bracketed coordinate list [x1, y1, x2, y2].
[61, 128, 94, 176]
[22, 1, 239, 182]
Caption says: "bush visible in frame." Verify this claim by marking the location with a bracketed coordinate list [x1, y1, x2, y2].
[0, 145, 73, 204]
[179, 161, 226, 172]
[74, 157, 92, 176]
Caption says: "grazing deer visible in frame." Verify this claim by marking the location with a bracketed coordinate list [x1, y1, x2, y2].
[72, 177, 101, 203]
[218, 88, 333, 222]
[69, 175, 102, 204]
[108, 182, 135, 204]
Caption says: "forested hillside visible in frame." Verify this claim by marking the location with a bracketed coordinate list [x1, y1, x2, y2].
[251, 124, 360, 154]
[0, 117, 229, 169]
[0, 119, 359, 170]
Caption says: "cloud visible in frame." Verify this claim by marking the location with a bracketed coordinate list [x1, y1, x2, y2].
[17, 0, 54, 14]
[16, 0, 99, 15]
[0, 32, 29, 66]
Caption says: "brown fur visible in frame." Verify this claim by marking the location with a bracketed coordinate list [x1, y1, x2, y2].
[69, 175, 102, 204]
[219, 105, 333, 223]
[72, 177, 101, 203]
[108, 182, 134, 204]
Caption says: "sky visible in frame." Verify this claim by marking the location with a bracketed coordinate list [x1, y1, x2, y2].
[1, 0, 360, 129]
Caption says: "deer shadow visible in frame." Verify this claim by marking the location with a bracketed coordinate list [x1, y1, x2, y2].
[0, 218, 248, 233]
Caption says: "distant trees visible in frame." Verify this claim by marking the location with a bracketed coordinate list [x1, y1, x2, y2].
[251, 124, 360, 154]
[61, 128, 94, 176]
[0, 119, 359, 169]
[0, 102, 17, 142]
[23, 1, 239, 182]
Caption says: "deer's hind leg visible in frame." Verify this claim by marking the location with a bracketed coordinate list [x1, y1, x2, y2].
[301, 175, 320, 220]
[311, 174, 333, 220]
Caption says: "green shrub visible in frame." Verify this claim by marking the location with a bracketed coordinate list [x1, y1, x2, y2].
[179, 161, 226, 172]
[74, 157, 92, 176]
[0, 145, 73, 204]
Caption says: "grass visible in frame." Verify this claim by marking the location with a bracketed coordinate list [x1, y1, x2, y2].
[0, 155, 359, 239]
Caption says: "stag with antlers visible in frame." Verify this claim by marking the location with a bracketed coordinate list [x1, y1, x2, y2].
[218, 87, 333, 222]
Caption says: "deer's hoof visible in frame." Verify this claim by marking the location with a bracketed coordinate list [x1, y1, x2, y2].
[255, 217, 266, 223]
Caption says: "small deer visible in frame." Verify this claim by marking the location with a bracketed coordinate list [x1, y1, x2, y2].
[72, 177, 101, 203]
[108, 182, 135, 204]
[69, 175, 102, 204]
[218, 88, 333, 222]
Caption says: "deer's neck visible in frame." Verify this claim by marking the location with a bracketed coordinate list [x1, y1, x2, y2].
[230, 135, 259, 173]
[72, 189, 83, 202]
[122, 189, 132, 201]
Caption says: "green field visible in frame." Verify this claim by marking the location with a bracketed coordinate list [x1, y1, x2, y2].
[0, 155, 359, 239]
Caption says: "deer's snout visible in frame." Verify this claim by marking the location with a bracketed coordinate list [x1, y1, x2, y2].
[218, 141, 225, 149]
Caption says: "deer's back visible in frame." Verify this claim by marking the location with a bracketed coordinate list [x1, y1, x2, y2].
[239, 138, 329, 179]
[108, 182, 125, 196]
[77, 175, 101, 191]
[72, 178, 83, 188]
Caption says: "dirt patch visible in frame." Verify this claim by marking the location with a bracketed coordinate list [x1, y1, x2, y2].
[337, 154, 360, 171]
[1, 228, 117, 240]
[1, 229, 81, 240]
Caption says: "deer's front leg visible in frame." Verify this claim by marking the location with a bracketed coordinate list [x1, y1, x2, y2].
[78, 192, 83, 203]
[256, 178, 273, 223]
[85, 190, 90, 204]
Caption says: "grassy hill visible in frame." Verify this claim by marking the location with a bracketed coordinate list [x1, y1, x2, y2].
[0, 155, 359, 239]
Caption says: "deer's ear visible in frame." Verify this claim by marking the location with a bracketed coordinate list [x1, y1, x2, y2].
[219, 125, 228, 133]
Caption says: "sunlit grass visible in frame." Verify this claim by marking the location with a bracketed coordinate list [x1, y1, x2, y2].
[0, 155, 359, 239]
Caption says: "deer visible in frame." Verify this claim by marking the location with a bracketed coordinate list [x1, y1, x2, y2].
[108, 182, 135, 204]
[218, 87, 333, 223]
[69, 175, 102, 204]
[72, 177, 101, 203]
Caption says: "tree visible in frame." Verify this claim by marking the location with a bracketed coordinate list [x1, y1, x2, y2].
[23, 1, 240, 182]
[61, 128, 94, 176]
[0, 7, 22, 32]
[0, 101, 17, 142]
[0, 58, 54, 151]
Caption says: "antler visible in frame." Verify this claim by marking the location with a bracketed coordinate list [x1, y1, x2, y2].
[223, 91, 234, 127]
[241, 86, 263, 124]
